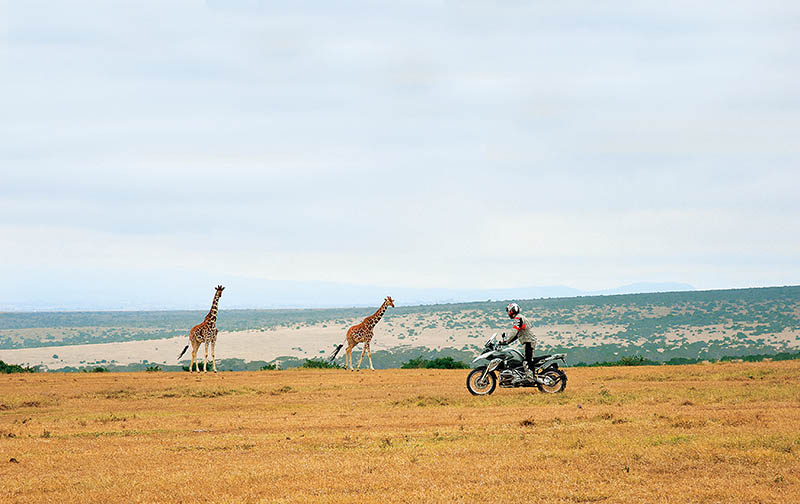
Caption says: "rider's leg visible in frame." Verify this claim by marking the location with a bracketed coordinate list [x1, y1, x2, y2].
[523, 342, 535, 380]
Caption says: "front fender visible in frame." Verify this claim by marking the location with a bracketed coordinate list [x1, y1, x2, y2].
[471, 350, 506, 369]
[471, 350, 494, 369]
[471, 357, 491, 369]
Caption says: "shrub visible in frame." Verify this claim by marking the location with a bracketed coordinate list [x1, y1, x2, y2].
[401, 356, 469, 369]
[400, 357, 427, 369]
[260, 363, 278, 371]
[614, 356, 657, 366]
[301, 359, 341, 369]
[145, 365, 161, 372]
[0, 361, 38, 374]
[664, 357, 702, 365]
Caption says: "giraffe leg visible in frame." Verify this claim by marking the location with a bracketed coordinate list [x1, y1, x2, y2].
[346, 345, 355, 371]
[356, 344, 367, 371]
[203, 342, 209, 373]
[190, 347, 198, 372]
[211, 340, 217, 373]
[344, 337, 353, 371]
[367, 343, 374, 370]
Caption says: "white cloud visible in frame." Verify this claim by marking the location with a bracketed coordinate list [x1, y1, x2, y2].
[1, 1, 799, 307]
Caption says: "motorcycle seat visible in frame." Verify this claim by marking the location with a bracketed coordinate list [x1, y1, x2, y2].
[530, 355, 552, 363]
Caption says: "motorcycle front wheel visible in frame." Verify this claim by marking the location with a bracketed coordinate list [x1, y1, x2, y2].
[466, 368, 497, 396]
[537, 369, 567, 394]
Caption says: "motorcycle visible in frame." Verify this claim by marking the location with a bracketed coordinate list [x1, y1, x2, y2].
[466, 333, 568, 395]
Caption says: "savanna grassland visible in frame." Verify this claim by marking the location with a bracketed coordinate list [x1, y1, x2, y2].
[2, 362, 799, 503]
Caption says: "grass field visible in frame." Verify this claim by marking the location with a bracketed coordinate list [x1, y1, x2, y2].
[1, 362, 799, 503]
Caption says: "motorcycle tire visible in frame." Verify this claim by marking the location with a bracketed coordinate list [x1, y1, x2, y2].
[537, 369, 567, 394]
[466, 368, 497, 396]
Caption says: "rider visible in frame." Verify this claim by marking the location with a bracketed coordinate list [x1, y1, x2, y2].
[500, 302, 537, 382]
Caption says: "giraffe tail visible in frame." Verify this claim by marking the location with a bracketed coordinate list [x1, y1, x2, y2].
[328, 344, 344, 362]
[177, 344, 189, 361]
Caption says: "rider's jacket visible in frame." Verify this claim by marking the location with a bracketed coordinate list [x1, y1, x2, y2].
[504, 314, 536, 345]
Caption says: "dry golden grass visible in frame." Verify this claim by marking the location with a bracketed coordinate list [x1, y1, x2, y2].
[1, 361, 799, 503]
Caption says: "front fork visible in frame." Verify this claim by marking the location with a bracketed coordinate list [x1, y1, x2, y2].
[480, 358, 502, 383]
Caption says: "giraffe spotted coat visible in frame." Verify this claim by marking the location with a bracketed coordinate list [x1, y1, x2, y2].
[341, 297, 394, 370]
[178, 285, 224, 373]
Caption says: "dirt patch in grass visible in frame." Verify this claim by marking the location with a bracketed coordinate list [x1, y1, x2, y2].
[391, 395, 450, 407]
[0, 396, 60, 410]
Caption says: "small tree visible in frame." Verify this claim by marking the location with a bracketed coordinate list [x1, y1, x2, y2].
[301, 358, 341, 369]
[0, 360, 38, 374]
[401, 356, 469, 369]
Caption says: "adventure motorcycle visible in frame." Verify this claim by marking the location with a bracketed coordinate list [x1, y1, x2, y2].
[466, 333, 568, 395]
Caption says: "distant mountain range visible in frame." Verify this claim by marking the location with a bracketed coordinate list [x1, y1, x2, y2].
[0, 269, 694, 311]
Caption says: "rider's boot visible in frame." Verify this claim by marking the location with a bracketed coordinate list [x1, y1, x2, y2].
[522, 361, 535, 384]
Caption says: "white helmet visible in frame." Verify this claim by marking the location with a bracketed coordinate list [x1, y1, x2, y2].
[506, 302, 520, 318]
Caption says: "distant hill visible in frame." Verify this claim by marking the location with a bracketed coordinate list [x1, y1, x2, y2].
[587, 282, 695, 296]
[1, 285, 798, 370]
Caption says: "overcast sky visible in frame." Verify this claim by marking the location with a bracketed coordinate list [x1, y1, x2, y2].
[1, 1, 799, 308]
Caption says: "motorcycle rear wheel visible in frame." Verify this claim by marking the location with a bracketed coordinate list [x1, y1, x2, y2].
[537, 369, 567, 394]
[466, 368, 497, 396]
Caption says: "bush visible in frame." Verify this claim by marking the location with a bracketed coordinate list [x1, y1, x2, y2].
[613, 356, 658, 366]
[84, 366, 108, 373]
[400, 357, 428, 369]
[401, 356, 469, 369]
[301, 359, 341, 369]
[573, 351, 800, 367]
[0, 360, 38, 374]
[664, 357, 702, 365]
[573, 355, 659, 367]
[720, 351, 800, 363]
[145, 365, 161, 372]
[260, 363, 278, 371]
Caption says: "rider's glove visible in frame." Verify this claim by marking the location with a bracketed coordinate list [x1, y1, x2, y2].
[499, 332, 506, 344]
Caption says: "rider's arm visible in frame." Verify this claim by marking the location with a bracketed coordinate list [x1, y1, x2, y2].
[501, 331, 518, 345]
[501, 316, 526, 344]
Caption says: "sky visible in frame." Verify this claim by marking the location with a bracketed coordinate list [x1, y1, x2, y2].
[1, 1, 799, 309]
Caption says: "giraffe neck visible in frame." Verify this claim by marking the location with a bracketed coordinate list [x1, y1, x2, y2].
[205, 293, 221, 326]
[365, 302, 388, 330]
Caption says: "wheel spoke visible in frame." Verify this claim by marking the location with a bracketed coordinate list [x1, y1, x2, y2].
[539, 371, 566, 393]
[467, 369, 495, 395]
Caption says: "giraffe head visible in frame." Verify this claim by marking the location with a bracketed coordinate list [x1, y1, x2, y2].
[215, 285, 225, 297]
[385, 296, 395, 308]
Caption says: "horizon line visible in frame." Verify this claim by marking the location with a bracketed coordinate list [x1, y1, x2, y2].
[2, 284, 797, 315]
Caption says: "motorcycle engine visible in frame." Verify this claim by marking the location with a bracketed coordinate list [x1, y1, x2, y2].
[498, 368, 525, 387]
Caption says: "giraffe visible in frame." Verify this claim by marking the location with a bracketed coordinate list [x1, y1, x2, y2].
[329, 296, 394, 371]
[177, 285, 224, 373]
